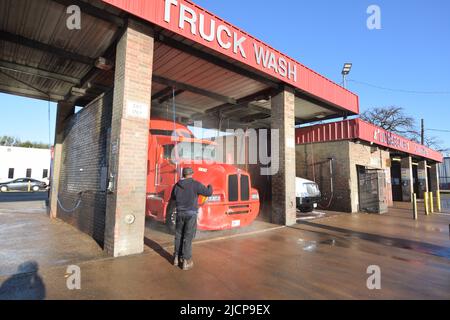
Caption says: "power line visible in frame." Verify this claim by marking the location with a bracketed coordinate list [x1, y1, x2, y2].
[427, 128, 450, 133]
[348, 79, 450, 95]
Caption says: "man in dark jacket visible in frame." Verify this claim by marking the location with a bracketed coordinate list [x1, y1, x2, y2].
[171, 167, 213, 271]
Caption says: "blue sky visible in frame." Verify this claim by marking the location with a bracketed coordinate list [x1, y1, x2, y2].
[1, 0, 449, 154]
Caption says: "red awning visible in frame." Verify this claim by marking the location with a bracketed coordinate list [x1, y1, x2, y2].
[296, 119, 443, 163]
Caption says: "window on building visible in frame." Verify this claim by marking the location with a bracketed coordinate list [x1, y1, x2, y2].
[42, 169, 48, 179]
[26, 168, 32, 178]
[8, 168, 14, 179]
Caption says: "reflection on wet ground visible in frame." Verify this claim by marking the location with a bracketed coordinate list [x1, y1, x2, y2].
[144, 217, 281, 250]
[294, 220, 450, 260]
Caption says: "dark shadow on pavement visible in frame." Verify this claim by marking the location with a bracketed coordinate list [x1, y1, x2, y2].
[144, 237, 173, 265]
[0, 261, 46, 300]
[0, 192, 48, 203]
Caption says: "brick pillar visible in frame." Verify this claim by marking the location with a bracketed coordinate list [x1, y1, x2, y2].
[429, 163, 440, 194]
[104, 20, 154, 257]
[271, 87, 297, 226]
[418, 160, 429, 199]
[49, 101, 74, 218]
[401, 156, 413, 202]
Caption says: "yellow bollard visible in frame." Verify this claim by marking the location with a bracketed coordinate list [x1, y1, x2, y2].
[27, 180, 31, 192]
[437, 192, 441, 212]
[430, 192, 434, 213]
[424, 192, 429, 216]
[413, 193, 418, 220]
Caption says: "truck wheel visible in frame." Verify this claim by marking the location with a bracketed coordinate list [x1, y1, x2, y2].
[165, 203, 177, 234]
[299, 205, 314, 213]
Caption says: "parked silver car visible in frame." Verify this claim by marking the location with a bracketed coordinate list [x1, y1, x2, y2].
[0, 178, 47, 192]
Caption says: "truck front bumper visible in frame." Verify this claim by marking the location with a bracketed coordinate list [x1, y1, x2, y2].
[197, 200, 260, 231]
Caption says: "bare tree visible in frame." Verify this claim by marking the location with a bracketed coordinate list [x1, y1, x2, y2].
[361, 106, 449, 153]
[361, 106, 416, 136]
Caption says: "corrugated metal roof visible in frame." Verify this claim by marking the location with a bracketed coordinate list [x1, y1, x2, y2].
[0, 0, 120, 104]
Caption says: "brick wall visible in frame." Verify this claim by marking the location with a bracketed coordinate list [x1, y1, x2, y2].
[296, 140, 392, 213]
[58, 92, 113, 246]
[296, 140, 352, 212]
[271, 88, 296, 225]
[104, 20, 154, 257]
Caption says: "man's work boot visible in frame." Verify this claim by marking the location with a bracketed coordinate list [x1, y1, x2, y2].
[173, 255, 180, 267]
[182, 259, 194, 271]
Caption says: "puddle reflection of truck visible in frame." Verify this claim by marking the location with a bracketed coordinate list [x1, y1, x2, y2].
[146, 119, 260, 231]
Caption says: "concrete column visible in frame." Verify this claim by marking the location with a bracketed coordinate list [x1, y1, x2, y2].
[271, 87, 297, 226]
[418, 160, 429, 199]
[429, 163, 440, 193]
[104, 20, 154, 257]
[49, 101, 74, 218]
[401, 156, 413, 202]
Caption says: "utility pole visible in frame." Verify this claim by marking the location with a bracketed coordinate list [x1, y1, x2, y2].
[421, 119, 425, 145]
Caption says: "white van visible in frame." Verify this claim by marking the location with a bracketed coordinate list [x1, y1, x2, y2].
[295, 177, 321, 213]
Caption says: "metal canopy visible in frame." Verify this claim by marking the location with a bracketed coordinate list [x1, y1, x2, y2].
[0, 0, 122, 105]
[0, 0, 356, 128]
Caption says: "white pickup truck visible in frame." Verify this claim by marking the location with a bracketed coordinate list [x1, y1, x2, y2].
[295, 177, 322, 213]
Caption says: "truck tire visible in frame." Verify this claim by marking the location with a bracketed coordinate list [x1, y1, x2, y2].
[165, 203, 177, 234]
[299, 205, 314, 213]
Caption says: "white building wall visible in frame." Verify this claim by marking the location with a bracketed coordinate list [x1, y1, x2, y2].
[0, 146, 51, 183]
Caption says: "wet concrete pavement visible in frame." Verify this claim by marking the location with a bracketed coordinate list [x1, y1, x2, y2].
[1, 200, 448, 300]
[0, 200, 106, 278]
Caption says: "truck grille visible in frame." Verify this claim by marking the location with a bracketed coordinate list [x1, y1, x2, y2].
[227, 205, 250, 215]
[240, 175, 250, 201]
[228, 175, 238, 202]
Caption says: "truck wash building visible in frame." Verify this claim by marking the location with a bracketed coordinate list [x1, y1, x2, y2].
[1, 0, 419, 258]
[296, 119, 443, 214]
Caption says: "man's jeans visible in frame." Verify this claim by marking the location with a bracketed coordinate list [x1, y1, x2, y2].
[174, 212, 198, 260]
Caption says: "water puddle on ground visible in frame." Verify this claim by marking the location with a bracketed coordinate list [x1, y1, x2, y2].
[296, 221, 450, 260]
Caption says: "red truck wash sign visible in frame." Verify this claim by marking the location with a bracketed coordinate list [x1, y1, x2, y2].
[296, 119, 443, 163]
[101, 0, 359, 114]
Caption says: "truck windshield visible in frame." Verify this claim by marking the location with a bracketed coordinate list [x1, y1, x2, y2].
[176, 142, 216, 161]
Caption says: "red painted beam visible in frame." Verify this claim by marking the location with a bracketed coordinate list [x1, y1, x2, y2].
[101, 0, 359, 114]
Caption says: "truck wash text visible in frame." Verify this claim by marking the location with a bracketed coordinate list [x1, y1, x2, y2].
[164, 0, 298, 82]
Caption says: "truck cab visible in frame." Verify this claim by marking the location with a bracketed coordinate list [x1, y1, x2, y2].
[146, 119, 260, 231]
[295, 177, 321, 213]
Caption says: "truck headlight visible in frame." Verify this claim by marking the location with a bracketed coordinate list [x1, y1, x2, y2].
[207, 195, 222, 203]
[251, 193, 259, 200]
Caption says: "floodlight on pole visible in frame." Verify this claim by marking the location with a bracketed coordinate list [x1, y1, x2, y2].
[341, 63, 352, 88]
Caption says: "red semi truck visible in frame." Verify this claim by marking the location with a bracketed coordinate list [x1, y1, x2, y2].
[146, 119, 260, 231]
